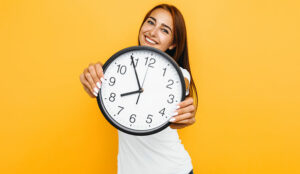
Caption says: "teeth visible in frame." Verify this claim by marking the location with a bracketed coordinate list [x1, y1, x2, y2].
[145, 37, 156, 44]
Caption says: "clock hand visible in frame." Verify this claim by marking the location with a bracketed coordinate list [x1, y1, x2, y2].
[141, 66, 150, 87]
[120, 89, 143, 97]
[136, 66, 150, 104]
[131, 54, 142, 90]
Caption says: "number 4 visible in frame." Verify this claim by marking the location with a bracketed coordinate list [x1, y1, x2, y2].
[159, 108, 165, 116]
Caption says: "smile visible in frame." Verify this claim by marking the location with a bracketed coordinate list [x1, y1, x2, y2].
[145, 36, 157, 45]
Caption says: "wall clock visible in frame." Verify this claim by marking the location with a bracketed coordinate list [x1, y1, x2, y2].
[97, 46, 186, 136]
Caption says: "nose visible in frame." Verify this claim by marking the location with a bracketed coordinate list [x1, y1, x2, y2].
[150, 26, 159, 37]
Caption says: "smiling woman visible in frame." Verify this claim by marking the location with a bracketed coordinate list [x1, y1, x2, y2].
[138, 8, 176, 51]
[79, 3, 197, 174]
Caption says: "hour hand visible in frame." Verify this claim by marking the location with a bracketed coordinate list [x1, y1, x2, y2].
[120, 89, 143, 97]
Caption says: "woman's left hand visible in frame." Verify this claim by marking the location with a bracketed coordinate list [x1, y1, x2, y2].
[169, 96, 196, 129]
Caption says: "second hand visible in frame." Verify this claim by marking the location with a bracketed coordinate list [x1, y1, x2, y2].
[136, 66, 150, 104]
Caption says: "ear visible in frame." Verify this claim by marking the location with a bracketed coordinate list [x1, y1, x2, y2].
[168, 43, 176, 50]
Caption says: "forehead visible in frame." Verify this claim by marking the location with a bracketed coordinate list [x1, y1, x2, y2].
[149, 8, 173, 29]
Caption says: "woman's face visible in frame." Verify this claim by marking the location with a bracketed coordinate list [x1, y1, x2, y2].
[138, 8, 176, 52]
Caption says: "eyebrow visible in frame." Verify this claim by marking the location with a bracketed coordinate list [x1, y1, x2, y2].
[149, 16, 173, 33]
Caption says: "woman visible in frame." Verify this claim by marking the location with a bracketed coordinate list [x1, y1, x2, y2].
[80, 4, 198, 174]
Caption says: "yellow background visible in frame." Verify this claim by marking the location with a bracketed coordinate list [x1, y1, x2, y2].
[1, 0, 299, 173]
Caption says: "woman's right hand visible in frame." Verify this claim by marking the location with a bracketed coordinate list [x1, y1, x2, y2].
[79, 62, 104, 98]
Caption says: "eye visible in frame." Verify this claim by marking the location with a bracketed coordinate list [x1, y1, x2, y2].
[147, 20, 154, 25]
[162, 28, 169, 34]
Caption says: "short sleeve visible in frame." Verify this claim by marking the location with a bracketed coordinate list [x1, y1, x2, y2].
[179, 67, 191, 96]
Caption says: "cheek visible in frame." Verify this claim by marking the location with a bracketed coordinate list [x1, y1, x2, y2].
[138, 26, 148, 38]
[159, 34, 173, 48]
[138, 31, 143, 40]
[138, 28, 145, 42]
[140, 23, 150, 33]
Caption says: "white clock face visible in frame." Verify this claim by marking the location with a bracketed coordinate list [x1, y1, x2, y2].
[97, 46, 185, 135]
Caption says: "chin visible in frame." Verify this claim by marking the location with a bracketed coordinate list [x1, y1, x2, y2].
[141, 41, 157, 49]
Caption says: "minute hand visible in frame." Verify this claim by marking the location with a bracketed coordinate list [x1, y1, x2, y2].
[131, 55, 142, 90]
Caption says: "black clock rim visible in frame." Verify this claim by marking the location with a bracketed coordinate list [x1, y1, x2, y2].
[96, 45, 186, 136]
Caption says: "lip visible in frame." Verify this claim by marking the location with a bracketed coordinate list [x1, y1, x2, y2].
[144, 35, 158, 45]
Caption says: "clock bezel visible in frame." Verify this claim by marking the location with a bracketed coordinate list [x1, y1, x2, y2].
[97, 46, 186, 136]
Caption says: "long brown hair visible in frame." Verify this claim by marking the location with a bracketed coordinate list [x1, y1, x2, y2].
[138, 4, 198, 111]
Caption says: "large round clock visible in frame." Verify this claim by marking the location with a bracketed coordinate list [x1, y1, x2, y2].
[96, 46, 186, 136]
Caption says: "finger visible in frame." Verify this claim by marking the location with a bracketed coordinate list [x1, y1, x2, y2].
[169, 117, 196, 129]
[175, 104, 195, 115]
[170, 112, 193, 123]
[88, 64, 101, 89]
[178, 97, 193, 108]
[80, 73, 98, 97]
[95, 62, 104, 80]
[96, 61, 103, 66]
[84, 68, 99, 95]
[80, 73, 92, 90]
[174, 117, 196, 125]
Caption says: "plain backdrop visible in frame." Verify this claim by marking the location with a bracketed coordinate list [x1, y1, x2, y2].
[0, 0, 299, 173]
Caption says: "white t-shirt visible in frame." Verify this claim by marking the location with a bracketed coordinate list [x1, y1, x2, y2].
[117, 67, 193, 174]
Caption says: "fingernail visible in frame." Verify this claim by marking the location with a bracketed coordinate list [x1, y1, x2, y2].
[176, 105, 180, 109]
[100, 77, 104, 82]
[93, 91, 98, 97]
[169, 117, 176, 122]
[171, 112, 178, 116]
[94, 87, 99, 94]
[96, 82, 101, 88]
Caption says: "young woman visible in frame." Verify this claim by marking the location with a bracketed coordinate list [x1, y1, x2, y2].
[79, 4, 198, 174]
